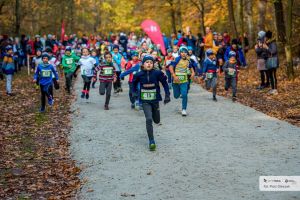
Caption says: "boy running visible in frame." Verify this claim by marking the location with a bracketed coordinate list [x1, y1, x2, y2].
[169, 46, 195, 116]
[93, 52, 116, 110]
[132, 55, 170, 151]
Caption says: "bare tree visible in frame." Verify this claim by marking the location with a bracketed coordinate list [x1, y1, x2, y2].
[227, 0, 238, 38]
[190, 0, 205, 35]
[245, 0, 254, 46]
[285, 0, 294, 79]
[15, 0, 20, 36]
[257, 0, 267, 31]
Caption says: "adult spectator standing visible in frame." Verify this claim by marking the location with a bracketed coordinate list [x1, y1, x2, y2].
[265, 30, 279, 95]
[186, 31, 196, 51]
[200, 27, 214, 52]
[34, 35, 43, 53]
[119, 32, 128, 53]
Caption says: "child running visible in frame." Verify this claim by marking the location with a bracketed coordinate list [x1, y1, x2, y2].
[203, 49, 218, 101]
[120, 50, 141, 108]
[223, 51, 238, 102]
[132, 55, 170, 151]
[61, 47, 80, 94]
[33, 53, 59, 112]
[93, 52, 116, 110]
[79, 48, 96, 99]
[169, 46, 195, 116]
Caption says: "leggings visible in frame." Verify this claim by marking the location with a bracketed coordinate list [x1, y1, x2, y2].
[142, 102, 160, 141]
[267, 68, 277, 89]
[260, 70, 270, 87]
[113, 71, 121, 91]
[82, 75, 92, 92]
[99, 82, 112, 105]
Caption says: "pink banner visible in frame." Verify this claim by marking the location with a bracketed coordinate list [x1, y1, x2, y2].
[141, 20, 166, 55]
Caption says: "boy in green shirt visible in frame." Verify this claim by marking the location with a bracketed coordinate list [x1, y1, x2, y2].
[62, 47, 80, 94]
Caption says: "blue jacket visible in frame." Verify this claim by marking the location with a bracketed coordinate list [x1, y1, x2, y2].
[111, 52, 122, 71]
[2, 54, 17, 75]
[132, 69, 170, 103]
[34, 63, 59, 86]
[203, 58, 218, 78]
[92, 56, 100, 66]
[224, 46, 246, 66]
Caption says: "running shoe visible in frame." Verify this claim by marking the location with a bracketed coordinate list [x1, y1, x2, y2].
[149, 140, 156, 151]
[182, 109, 187, 116]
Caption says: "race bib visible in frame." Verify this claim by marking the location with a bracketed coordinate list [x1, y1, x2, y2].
[228, 69, 235, 76]
[206, 73, 213, 79]
[83, 69, 92, 76]
[41, 70, 51, 77]
[175, 72, 188, 83]
[141, 89, 156, 101]
[66, 58, 73, 65]
[103, 68, 113, 76]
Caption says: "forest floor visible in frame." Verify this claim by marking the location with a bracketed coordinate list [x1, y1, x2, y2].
[0, 69, 80, 199]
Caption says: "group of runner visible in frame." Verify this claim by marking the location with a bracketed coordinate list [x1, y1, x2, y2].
[0, 30, 247, 151]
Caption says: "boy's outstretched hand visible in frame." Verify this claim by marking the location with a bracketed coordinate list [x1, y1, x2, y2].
[164, 94, 171, 105]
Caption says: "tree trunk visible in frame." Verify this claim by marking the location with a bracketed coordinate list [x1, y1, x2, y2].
[238, 0, 245, 51]
[200, 1, 205, 35]
[176, 0, 182, 31]
[15, 0, 20, 36]
[70, 0, 75, 33]
[245, 0, 254, 47]
[274, 0, 286, 43]
[227, 0, 238, 38]
[257, 0, 267, 31]
[169, 0, 177, 34]
[285, 0, 294, 79]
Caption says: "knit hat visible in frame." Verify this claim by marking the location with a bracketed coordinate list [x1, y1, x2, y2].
[231, 39, 239, 45]
[187, 46, 193, 51]
[206, 49, 214, 56]
[179, 46, 188, 53]
[113, 45, 119, 50]
[5, 45, 12, 51]
[65, 47, 72, 52]
[229, 51, 236, 58]
[167, 48, 173, 53]
[142, 55, 154, 64]
[131, 50, 138, 57]
[258, 31, 266, 40]
[41, 53, 50, 59]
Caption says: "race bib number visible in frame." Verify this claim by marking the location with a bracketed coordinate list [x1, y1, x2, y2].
[228, 69, 235, 76]
[103, 68, 113, 76]
[141, 89, 156, 101]
[175, 72, 188, 83]
[206, 73, 213, 79]
[41, 70, 51, 77]
[66, 58, 73, 65]
[83, 69, 92, 76]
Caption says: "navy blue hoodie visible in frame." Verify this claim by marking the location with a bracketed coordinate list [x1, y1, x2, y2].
[132, 69, 170, 103]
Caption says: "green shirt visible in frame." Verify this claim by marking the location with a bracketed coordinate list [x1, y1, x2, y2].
[62, 54, 80, 73]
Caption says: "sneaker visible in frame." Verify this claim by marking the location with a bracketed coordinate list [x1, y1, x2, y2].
[81, 90, 85, 98]
[131, 104, 135, 109]
[149, 140, 156, 151]
[48, 97, 54, 106]
[256, 85, 264, 90]
[269, 89, 278, 95]
[182, 109, 187, 116]
[39, 107, 45, 113]
[213, 96, 217, 102]
[232, 96, 237, 102]
[86, 92, 89, 99]
[104, 104, 109, 110]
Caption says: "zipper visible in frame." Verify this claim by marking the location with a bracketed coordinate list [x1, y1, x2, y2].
[147, 71, 150, 83]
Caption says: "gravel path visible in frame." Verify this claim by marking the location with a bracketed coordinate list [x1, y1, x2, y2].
[70, 78, 300, 200]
